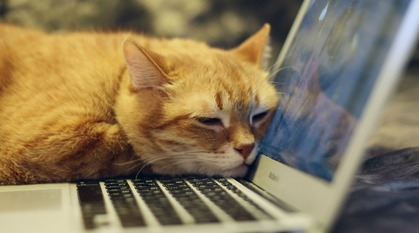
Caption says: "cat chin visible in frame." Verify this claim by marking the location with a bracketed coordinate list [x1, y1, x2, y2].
[148, 148, 253, 178]
[216, 164, 249, 177]
[151, 164, 248, 178]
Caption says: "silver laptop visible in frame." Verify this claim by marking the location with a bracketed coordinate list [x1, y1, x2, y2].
[1, 0, 418, 232]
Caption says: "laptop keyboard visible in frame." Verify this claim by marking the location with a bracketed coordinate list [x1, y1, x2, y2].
[77, 176, 274, 229]
[136, 178, 220, 224]
[187, 177, 257, 221]
[131, 178, 184, 225]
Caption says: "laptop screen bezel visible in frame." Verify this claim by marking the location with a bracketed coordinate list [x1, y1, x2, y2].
[248, 0, 419, 230]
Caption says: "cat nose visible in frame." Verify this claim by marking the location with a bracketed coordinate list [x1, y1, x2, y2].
[234, 143, 255, 160]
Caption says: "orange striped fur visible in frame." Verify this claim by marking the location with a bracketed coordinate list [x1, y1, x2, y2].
[0, 24, 279, 184]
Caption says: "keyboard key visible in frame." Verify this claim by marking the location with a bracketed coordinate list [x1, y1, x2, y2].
[132, 179, 183, 225]
[104, 179, 145, 227]
[77, 181, 107, 229]
[217, 178, 274, 220]
[159, 178, 220, 224]
[237, 179, 296, 213]
[187, 177, 257, 222]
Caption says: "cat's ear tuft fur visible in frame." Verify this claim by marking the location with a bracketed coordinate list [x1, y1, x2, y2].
[123, 39, 169, 90]
[231, 23, 271, 69]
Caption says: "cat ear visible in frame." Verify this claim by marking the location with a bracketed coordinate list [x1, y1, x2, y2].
[231, 23, 271, 69]
[123, 39, 169, 90]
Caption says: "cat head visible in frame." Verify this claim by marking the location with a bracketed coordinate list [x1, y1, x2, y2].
[117, 24, 279, 177]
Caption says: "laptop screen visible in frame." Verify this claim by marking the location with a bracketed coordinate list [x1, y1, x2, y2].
[259, 0, 411, 181]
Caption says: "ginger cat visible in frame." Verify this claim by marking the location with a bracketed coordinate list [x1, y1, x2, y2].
[0, 24, 279, 184]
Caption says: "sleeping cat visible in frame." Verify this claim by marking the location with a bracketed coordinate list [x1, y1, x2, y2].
[0, 23, 279, 184]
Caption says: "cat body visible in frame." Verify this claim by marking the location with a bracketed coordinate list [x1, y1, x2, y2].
[0, 24, 278, 184]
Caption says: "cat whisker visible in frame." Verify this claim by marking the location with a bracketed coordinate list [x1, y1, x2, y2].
[127, 160, 147, 172]
[153, 154, 231, 172]
[158, 157, 241, 176]
[124, 149, 238, 179]
[267, 60, 289, 74]
[267, 67, 284, 80]
[113, 159, 144, 174]
[272, 80, 287, 86]
[141, 149, 211, 158]
[134, 163, 151, 179]
[134, 156, 172, 179]
[114, 157, 144, 166]
[156, 159, 203, 172]
[134, 162, 153, 179]
[268, 65, 298, 80]
[276, 91, 285, 96]
[138, 151, 225, 169]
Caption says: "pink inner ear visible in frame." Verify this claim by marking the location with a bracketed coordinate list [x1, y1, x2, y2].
[123, 39, 167, 90]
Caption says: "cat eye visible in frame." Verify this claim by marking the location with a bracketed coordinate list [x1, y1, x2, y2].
[195, 117, 223, 127]
[252, 111, 269, 123]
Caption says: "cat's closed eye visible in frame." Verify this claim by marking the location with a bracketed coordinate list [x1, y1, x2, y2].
[195, 117, 223, 127]
[252, 111, 270, 124]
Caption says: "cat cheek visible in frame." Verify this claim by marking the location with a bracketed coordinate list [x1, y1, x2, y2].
[253, 121, 271, 139]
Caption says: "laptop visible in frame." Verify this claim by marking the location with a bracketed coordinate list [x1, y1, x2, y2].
[1, 0, 418, 232]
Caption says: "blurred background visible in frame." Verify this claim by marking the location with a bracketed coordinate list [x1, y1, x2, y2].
[0, 0, 302, 58]
[0, 0, 417, 69]
[0, 0, 418, 150]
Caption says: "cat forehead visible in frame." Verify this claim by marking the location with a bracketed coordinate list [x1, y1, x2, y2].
[167, 49, 257, 74]
[162, 50, 277, 116]
[171, 59, 268, 98]
[165, 76, 275, 118]
[173, 53, 269, 85]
